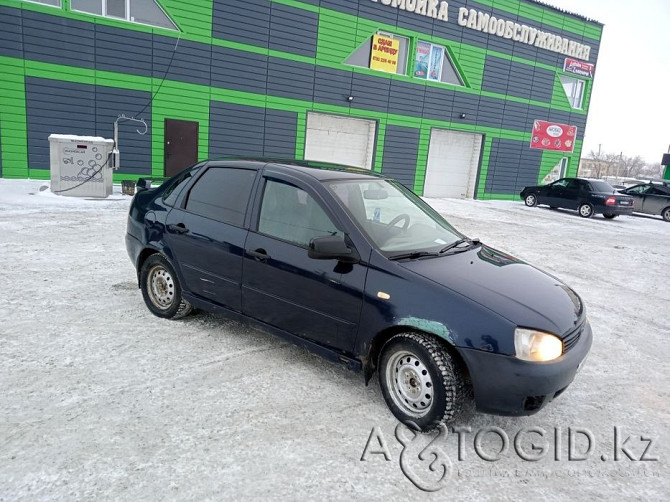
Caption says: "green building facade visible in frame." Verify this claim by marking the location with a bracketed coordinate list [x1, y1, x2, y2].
[0, 0, 603, 199]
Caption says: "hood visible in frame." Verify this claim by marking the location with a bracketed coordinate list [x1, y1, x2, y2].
[399, 245, 583, 337]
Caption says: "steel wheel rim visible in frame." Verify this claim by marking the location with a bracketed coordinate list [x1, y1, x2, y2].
[148, 265, 175, 310]
[386, 350, 434, 418]
[526, 195, 536, 206]
[580, 205, 592, 217]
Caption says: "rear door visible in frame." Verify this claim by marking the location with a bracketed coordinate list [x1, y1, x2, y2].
[242, 175, 367, 353]
[163, 165, 258, 311]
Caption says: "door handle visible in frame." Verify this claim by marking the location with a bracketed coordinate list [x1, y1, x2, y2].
[248, 248, 270, 262]
[167, 223, 189, 234]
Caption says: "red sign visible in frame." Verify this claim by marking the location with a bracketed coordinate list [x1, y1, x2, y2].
[530, 121, 578, 153]
[563, 58, 594, 78]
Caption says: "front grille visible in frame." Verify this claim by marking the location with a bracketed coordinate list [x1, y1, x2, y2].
[562, 322, 583, 353]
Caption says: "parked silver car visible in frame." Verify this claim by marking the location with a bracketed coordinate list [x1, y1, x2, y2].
[618, 181, 670, 222]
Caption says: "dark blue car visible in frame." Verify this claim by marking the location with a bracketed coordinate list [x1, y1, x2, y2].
[126, 159, 592, 431]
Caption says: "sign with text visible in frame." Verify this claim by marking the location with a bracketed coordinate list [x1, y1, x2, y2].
[370, 34, 400, 74]
[530, 120, 577, 153]
[564, 58, 595, 78]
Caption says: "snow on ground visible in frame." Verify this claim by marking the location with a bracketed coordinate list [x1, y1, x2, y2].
[0, 178, 668, 500]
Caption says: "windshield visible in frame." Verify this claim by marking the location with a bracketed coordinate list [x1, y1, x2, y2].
[327, 179, 464, 255]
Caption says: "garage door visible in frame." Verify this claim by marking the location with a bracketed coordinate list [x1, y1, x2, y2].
[304, 113, 377, 170]
[424, 129, 483, 198]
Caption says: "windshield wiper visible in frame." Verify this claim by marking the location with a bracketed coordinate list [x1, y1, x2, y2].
[439, 237, 481, 254]
[388, 251, 440, 261]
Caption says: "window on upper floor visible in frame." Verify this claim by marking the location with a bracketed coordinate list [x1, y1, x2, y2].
[25, 0, 61, 6]
[71, 0, 177, 30]
[414, 41, 463, 86]
[345, 32, 410, 76]
[559, 75, 585, 109]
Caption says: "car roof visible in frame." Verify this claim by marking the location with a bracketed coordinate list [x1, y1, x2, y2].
[205, 157, 384, 181]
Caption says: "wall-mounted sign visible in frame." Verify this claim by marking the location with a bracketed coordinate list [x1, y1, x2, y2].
[530, 121, 578, 153]
[370, 0, 449, 22]
[369, 1, 594, 62]
[370, 34, 400, 73]
[564, 58, 595, 78]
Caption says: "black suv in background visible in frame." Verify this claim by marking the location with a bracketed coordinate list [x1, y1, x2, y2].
[618, 181, 670, 222]
[521, 178, 634, 219]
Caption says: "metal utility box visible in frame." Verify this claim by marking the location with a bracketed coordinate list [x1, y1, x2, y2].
[48, 134, 115, 197]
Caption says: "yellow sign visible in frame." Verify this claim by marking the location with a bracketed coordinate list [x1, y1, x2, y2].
[370, 35, 400, 73]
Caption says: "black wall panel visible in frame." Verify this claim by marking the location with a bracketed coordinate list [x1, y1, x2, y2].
[25, 77, 151, 174]
[209, 102, 297, 158]
[382, 125, 421, 188]
[0, 6, 23, 59]
[485, 138, 544, 194]
[269, 2, 318, 57]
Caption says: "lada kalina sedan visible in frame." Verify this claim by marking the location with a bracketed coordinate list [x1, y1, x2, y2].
[126, 159, 592, 431]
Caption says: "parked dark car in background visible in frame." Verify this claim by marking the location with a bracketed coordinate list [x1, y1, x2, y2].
[521, 177, 634, 219]
[618, 181, 670, 222]
[126, 159, 592, 431]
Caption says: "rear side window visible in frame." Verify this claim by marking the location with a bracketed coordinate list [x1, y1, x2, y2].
[185, 168, 256, 226]
[163, 168, 198, 207]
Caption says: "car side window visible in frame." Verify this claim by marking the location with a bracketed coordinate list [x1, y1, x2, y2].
[628, 185, 650, 195]
[163, 168, 198, 207]
[184, 167, 256, 226]
[566, 179, 580, 190]
[258, 179, 342, 247]
[553, 179, 570, 188]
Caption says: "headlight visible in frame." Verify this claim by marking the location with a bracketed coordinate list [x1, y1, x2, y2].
[514, 328, 563, 362]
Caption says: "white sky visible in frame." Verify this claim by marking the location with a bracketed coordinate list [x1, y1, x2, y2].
[543, 0, 670, 163]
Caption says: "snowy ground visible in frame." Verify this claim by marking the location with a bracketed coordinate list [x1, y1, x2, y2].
[0, 178, 668, 500]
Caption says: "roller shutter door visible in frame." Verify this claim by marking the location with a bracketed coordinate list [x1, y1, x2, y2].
[424, 129, 483, 198]
[304, 112, 376, 170]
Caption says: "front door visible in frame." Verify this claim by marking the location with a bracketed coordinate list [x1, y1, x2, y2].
[242, 177, 367, 353]
[165, 119, 199, 177]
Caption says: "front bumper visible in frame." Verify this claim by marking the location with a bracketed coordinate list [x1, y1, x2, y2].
[457, 321, 593, 416]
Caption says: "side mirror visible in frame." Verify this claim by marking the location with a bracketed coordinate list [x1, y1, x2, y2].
[136, 178, 152, 192]
[308, 235, 360, 264]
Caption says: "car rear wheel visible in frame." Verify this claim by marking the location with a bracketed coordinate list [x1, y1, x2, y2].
[379, 332, 469, 431]
[524, 194, 538, 207]
[140, 254, 193, 319]
[662, 207, 670, 222]
[603, 213, 617, 219]
[578, 203, 594, 218]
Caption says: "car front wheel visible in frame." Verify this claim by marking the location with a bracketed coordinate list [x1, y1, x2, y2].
[578, 203, 594, 218]
[140, 254, 193, 319]
[524, 194, 538, 207]
[662, 207, 670, 222]
[379, 332, 469, 431]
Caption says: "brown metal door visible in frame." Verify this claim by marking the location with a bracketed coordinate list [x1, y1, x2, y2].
[164, 119, 199, 177]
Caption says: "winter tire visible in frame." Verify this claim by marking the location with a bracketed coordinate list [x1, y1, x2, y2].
[140, 254, 193, 319]
[578, 203, 594, 218]
[662, 207, 670, 222]
[379, 332, 469, 431]
[524, 194, 537, 207]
